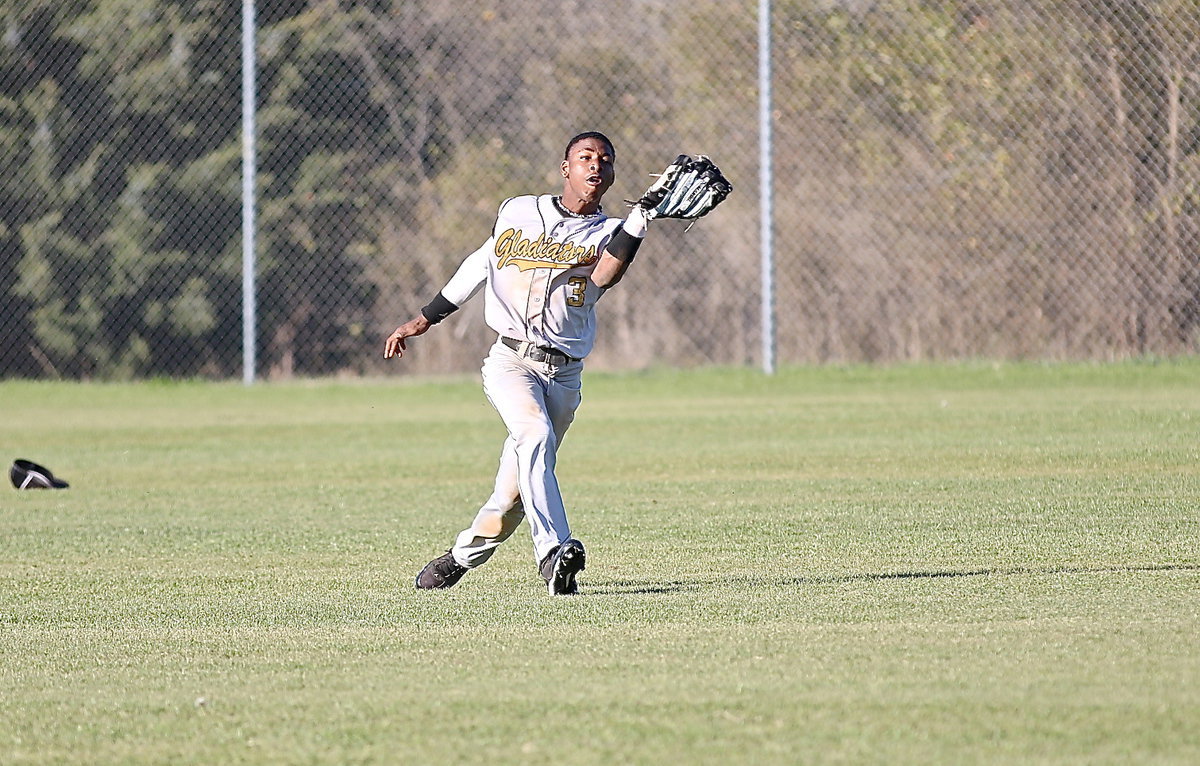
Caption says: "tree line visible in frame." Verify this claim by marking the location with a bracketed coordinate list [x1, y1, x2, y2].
[2, 1, 1197, 379]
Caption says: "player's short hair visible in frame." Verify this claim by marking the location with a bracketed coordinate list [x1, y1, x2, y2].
[564, 131, 615, 160]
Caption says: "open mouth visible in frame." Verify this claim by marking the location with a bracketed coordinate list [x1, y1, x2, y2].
[585, 174, 602, 186]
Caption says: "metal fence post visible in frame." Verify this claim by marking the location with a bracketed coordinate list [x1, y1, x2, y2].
[759, 0, 775, 375]
[242, 0, 258, 385]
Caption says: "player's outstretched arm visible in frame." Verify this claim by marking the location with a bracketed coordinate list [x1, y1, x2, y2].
[384, 315, 431, 360]
[591, 252, 631, 289]
[593, 206, 650, 289]
[385, 238, 490, 360]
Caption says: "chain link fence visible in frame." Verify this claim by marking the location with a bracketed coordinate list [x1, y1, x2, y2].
[3, 0, 1198, 380]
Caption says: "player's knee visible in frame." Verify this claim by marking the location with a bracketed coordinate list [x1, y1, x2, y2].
[513, 423, 556, 451]
[473, 513, 505, 538]
[473, 508, 523, 539]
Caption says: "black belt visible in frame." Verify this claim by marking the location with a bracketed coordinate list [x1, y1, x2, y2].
[501, 336, 579, 365]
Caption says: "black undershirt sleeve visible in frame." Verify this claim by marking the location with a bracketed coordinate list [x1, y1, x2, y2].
[420, 292, 460, 324]
[606, 228, 643, 263]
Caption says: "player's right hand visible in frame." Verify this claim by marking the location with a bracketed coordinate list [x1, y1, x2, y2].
[384, 316, 430, 359]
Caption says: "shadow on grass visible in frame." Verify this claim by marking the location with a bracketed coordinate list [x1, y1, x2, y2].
[589, 562, 1200, 596]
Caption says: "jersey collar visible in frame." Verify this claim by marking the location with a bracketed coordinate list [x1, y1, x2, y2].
[551, 195, 603, 219]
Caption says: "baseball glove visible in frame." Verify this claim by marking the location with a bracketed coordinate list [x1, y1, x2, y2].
[631, 154, 733, 225]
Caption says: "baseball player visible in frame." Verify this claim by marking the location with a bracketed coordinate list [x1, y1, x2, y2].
[385, 132, 729, 595]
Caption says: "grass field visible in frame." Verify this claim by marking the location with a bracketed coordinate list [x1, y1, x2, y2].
[2, 361, 1198, 765]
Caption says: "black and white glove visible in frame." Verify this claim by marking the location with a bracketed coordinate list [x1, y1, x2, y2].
[632, 154, 733, 223]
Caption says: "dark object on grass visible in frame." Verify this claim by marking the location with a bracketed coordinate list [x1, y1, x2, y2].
[10, 459, 69, 489]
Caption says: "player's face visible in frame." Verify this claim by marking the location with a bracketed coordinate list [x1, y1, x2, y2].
[561, 138, 615, 207]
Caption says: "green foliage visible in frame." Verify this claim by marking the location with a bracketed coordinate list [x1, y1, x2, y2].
[3, 1, 1199, 378]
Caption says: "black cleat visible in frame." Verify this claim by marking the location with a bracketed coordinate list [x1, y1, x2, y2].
[415, 551, 468, 590]
[540, 539, 586, 596]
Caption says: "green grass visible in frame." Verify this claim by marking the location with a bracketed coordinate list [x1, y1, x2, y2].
[1, 361, 1198, 765]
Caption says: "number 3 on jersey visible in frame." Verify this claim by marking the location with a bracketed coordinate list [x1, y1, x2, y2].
[566, 276, 587, 307]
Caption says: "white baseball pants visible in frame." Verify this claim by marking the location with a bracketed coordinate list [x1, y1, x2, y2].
[451, 339, 582, 568]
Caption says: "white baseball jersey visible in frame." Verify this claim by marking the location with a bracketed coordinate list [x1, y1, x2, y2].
[439, 194, 624, 360]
